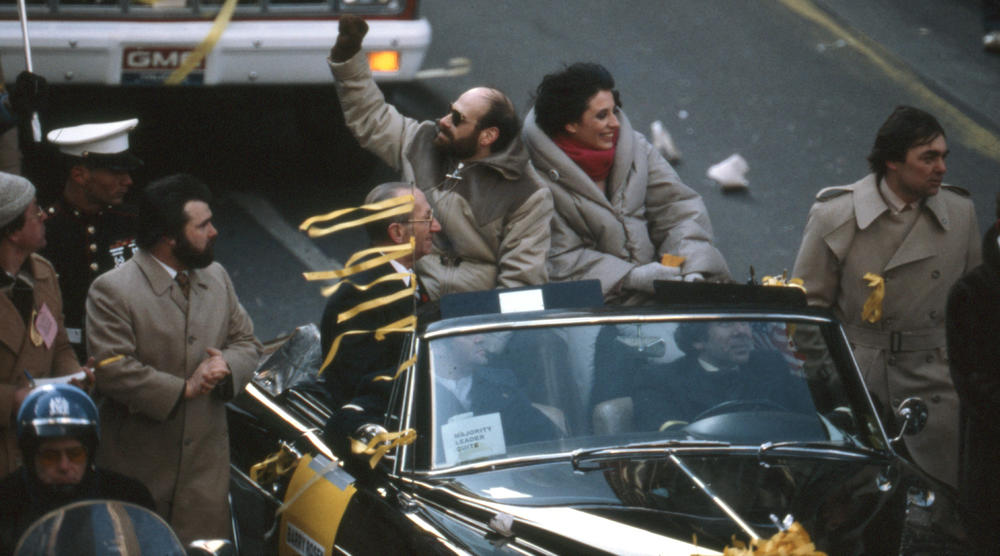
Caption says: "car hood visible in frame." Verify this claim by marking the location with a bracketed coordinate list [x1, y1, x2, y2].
[415, 451, 968, 554]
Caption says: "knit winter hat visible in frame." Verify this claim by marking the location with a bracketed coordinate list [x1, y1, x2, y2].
[0, 172, 36, 228]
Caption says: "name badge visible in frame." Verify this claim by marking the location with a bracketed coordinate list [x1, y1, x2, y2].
[66, 327, 82, 344]
[441, 412, 505, 465]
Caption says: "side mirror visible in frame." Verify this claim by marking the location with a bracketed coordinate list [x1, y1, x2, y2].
[891, 397, 928, 444]
[187, 539, 236, 556]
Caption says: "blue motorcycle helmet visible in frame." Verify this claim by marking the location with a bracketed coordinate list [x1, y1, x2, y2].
[16, 384, 100, 470]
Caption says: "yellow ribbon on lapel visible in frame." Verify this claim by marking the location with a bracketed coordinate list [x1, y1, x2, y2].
[350, 428, 417, 469]
[861, 272, 885, 323]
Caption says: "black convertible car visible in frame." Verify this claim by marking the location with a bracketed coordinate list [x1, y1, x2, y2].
[226, 281, 970, 555]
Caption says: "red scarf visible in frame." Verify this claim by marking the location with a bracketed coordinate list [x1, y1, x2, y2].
[553, 133, 617, 182]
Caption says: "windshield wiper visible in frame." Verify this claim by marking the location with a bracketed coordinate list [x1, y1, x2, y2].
[571, 439, 760, 541]
[570, 439, 730, 471]
[757, 440, 884, 464]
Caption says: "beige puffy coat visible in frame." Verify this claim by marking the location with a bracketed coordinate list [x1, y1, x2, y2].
[329, 54, 552, 298]
[522, 108, 729, 305]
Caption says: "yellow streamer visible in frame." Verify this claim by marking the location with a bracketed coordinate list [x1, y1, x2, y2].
[303, 244, 413, 283]
[317, 315, 416, 375]
[373, 353, 418, 383]
[299, 194, 413, 231]
[337, 282, 414, 325]
[861, 272, 885, 324]
[344, 242, 413, 270]
[304, 204, 413, 238]
[164, 0, 238, 85]
[375, 315, 416, 341]
[320, 271, 412, 298]
[350, 428, 417, 469]
[761, 274, 806, 292]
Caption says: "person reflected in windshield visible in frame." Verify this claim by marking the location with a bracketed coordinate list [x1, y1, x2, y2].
[633, 322, 813, 431]
[434, 334, 560, 448]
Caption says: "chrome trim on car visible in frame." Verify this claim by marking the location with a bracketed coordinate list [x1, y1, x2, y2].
[245, 382, 335, 461]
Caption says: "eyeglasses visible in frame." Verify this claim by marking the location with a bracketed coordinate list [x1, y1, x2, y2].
[449, 107, 477, 128]
[407, 209, 436, 225]
[36, 445, 87, 466]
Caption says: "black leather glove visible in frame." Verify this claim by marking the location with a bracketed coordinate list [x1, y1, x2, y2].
[11, 71, 48, 115]
[330, 15, 369, 62]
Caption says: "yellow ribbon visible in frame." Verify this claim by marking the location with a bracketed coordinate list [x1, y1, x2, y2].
[760, 272, 807, 292]
[337, 282, 414, 325]
[320, 271, 412, 298]
[164, 0, 238, 85]
[350, 428, 417, 469]
[373, 353, 418, 383]
[249, 443, 299, 485]
[317, 315, 416, 375]
[303, 243, 414, 283]
[861, 272, 885, 324]
[299, 195, 414, 238]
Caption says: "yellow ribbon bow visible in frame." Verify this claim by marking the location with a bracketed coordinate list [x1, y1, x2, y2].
[861, 272, 885, 323]
[350, 429, 417, 469]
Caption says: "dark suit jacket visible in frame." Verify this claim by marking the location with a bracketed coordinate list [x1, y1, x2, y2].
[319, 262, 419, 407]
[435, 367, 560, 447]
[633, 351, 814, 431]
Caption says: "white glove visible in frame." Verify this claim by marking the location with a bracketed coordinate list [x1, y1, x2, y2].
[624, 262, 681, 293]
[683, 272, 705, 282]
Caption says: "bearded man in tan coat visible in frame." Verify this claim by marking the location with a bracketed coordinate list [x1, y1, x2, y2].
[86, 174, 260, 543]
[792, 106, 981, 488]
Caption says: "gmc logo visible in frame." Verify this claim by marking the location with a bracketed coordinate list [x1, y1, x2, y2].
[122, 47, 205, 70]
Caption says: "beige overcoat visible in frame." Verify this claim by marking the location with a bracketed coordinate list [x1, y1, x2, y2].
[86, 250, 260, 543]
[792, 173, 981, 487]
[328, 53, 553, 298]
[0, 254, 79, 476]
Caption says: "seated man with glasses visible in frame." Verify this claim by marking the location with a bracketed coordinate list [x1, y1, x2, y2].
[327, 16, 553, 300]
[0, 385, 153, 553]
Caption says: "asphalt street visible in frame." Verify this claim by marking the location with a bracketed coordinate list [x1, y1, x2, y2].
[25, 0, 1000, 341]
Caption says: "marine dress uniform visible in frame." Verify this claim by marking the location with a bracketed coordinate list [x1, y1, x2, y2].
[39, 119, 141, 359]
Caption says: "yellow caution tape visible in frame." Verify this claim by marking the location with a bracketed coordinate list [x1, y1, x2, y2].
[373, 353, 418, 383]
[350, 428, 417, 469]
[861, 272, 885, 324]
[164, 0, 238, 85]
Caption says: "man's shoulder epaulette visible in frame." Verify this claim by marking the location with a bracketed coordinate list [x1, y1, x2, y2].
[815, 186, 852, 202]
[941, 184, 971, 197]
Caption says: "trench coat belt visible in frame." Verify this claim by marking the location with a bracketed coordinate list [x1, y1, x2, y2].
[843, 324, 946, 353]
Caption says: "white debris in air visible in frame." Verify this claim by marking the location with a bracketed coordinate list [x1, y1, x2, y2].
[650, 120, 681, 163]
[707, 154, 750, 190]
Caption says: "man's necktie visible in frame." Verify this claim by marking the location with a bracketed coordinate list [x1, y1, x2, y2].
[175, 272, 191, 298]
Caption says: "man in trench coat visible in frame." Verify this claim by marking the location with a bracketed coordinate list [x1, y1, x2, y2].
[86, 174, 260, 543]
[792, 106, 980, 488]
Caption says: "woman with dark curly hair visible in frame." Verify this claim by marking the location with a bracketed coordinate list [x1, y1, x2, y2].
[523, 62, 729, 305]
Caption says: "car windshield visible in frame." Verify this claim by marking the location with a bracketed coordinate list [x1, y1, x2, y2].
[427, 317, 885, 470]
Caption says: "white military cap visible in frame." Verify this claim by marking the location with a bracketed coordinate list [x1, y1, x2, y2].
[47, 118, 142, 169]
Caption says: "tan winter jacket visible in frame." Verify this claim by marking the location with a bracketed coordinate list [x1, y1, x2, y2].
[522, 108, 729, 305]
[329, 54, 552, 298]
